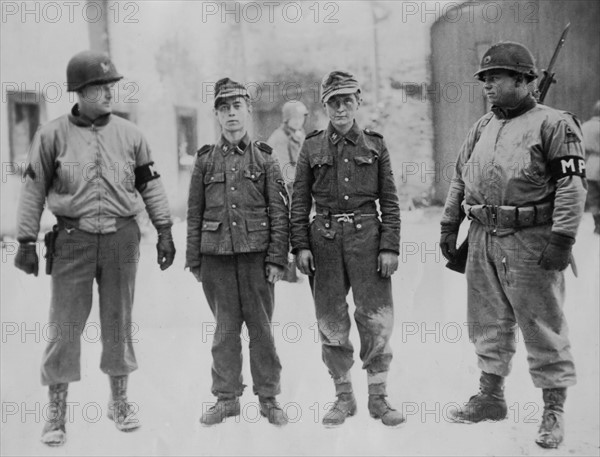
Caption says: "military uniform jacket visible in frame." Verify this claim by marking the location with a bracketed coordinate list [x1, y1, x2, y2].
[17, 105, 172, 241]
[290, 122, 401, 253]
[186, 134, 289, 268]
[441, 96, 587, 238]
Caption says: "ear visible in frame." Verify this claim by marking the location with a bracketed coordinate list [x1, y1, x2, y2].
[213, 108, 219, 118]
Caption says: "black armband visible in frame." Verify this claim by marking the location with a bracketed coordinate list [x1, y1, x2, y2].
[549, 156, 586, 179]
[135, 162, 160, 191]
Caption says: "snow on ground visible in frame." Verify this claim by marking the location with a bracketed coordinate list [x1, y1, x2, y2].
[1, 207, 598, 456]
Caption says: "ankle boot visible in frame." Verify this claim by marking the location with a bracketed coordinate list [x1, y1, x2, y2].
[368, 395, 405, 427]
[449, 372, 507, 423]
[200, 396, 241, 426]
[322, 392, 357, 427]
[41, 383, 68, 446]
[107, 375, 140, 432]
[259, 396, 288, 426]
[536, 388, 566, 449]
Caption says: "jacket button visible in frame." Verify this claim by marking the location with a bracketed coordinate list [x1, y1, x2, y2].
[344, 177, 349, 182]
[231, 187, 236, 191]
[251, 174, 255, 179]
[231, 204, 236, 209]
[356, 224, 362, 229]
[261, 222, 266, 226]
[344, 158, 349, 163]
[232, 222, 237, 226]
[325, 223, 330, 228]
[344, 195, 349, 200]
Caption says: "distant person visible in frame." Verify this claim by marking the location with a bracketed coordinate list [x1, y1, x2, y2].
[291, 71, 404, 427]
[582, 100, 600, 233]
[186, 78, 290, 426]
[440, 42, 587, 449]
[267, 100, 309, 282]
[14, 50, 176, 446]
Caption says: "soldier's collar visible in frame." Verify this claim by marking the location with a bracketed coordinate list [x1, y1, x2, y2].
[219, 133, 250, 155]
[68, 104, 111, 127]
[328, 121, 360, 145]
[492, 95, 536, 120]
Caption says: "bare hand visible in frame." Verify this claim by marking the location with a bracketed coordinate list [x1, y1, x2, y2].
[266, 263, 284, 284]
[377, 251, 398, 278]
[296, 249, 315, 276]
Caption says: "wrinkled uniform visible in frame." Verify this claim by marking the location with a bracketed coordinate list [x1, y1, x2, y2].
[291, 122, 400, 394]
[17, 104, 172, 385]
[582, 114, 600, 213]
[442, 96, 587, 388]
[186, 134, 289, 398]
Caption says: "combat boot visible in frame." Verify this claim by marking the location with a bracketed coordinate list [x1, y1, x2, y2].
[536, 388, 566, 449]
[259, 396, 288, 426]
[322, 392, 357, 427]
[41, 383, 68, 446]
[368, 395, 405, 427]
[449, 372, 507, 423]
[200, 396, 240, 426]
[107, 375, 140, 432]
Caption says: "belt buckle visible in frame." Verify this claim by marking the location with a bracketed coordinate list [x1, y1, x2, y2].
[335, 213, 354, 223]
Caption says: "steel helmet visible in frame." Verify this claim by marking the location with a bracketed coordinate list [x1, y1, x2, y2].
[282, 101, 308, 122]
[474, 42, 538, 81]
[66, 50, 123, 92]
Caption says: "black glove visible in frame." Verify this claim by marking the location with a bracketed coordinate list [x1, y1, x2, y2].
[156, 226, 176, 270]
[440, 226, 459, 262]
[538, 232, 575, 272]
[15, 242, 39, 276]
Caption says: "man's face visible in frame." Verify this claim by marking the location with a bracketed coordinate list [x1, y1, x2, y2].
[214, 96, 251, 134]
[78, 82, 115, 117]
[481, 70, 521, 107]
[324, 93, 359, 132]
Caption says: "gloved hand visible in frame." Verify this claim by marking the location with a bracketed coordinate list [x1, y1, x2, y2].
[15, 242, 39, 276]
[156, 226, 176, 270]
[538, 232, 575, 272]
[440, 225, 459, 262]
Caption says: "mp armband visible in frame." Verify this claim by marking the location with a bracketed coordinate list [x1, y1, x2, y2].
[135, 162, 160, 191]
[549, 156, 586, 179]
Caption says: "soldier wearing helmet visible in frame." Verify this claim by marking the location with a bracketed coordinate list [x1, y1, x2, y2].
[267, 100, 309, 282]
[581, 100, 600, 233]
[14, 50, 176, 445]
[440, 41, 587, 448]
[290, 71, 403, 427]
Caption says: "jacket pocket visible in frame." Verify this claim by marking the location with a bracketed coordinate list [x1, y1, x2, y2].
[246, 218, 269, 232]
[201, 220, 222, 231]
[353, 150, 379, 191]
[246, 217, 270, 251]
[204, 172, 225, 208]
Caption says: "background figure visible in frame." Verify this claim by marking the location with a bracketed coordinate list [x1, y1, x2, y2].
[582, 100, 600, 233]
[186, 78, 290, 427]
[267, 100, 308, 282]
[14, 50, 175, 446]
[440, 42, 587, 449]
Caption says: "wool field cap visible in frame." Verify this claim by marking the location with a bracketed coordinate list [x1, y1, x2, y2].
[321, 71, 361, 103]
[214, 77, 249, 107]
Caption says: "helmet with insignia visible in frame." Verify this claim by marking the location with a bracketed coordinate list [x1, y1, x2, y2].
[214, 77, 249, 108]
[66, 50, 123, 92]
[474, 42, 538, 81]
[320, 71, 361, 104]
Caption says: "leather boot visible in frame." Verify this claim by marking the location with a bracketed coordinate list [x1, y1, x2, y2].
[200, 396, 241, 426]
[107, 375, 140, 432]
[322, 392, 357, 427]
[41, 383, 68, 446]
[536, 388, 566, 449]
[368, 395, 405, 427]
[259, 396, 288, 426]
[449, 372, 507, 423]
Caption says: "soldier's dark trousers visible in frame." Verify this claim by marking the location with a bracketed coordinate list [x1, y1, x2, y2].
[41, 220, 140, 385]
[466, 222, 576, 388]
[200, 253, 282, 398]
[309, 215, 394, 392]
